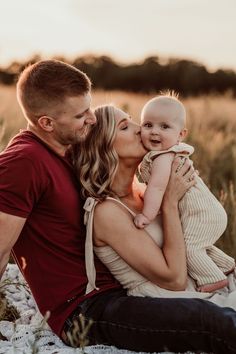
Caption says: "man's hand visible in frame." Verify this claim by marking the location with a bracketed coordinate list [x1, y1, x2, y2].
[134, 214, 150, 229]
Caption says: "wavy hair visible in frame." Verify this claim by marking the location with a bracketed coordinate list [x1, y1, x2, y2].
[76, 105, 119, 200]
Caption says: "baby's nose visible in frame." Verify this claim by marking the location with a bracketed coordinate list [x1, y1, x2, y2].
[151, 127, 159, 134]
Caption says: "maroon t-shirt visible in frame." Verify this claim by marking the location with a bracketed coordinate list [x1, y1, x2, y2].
[0, 131, 121, 335]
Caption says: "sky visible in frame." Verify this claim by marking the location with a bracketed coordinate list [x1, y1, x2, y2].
[0, 0, 236, 71]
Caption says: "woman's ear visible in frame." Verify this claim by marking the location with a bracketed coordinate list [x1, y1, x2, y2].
[37, 116, 54, 132]
[179, 128, 188, 142]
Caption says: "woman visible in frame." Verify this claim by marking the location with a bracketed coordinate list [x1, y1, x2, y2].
[75, 105, 236, 353]
[78, 105, 193, 293]
[77, 104, 236, 300]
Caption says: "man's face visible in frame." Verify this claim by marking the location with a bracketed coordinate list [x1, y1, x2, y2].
[53, 93, 96, 145]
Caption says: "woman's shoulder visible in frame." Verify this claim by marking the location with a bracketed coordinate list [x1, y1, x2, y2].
[93, 198, 135, 245]
[94, 195, 140, 231]
[94, 198, 118, 212]
[94, 197, 129, 221]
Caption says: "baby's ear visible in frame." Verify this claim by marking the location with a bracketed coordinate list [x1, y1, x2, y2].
[179, 128, 188, 141]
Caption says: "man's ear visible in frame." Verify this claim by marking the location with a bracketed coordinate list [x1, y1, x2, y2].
[179, 128, 188, 142]
[38, 116, 54, 132]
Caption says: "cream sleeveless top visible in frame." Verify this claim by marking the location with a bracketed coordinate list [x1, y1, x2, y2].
[83, 196, 208, 298]
[83, 196, 236, 310]
[83, 196, 163, 295]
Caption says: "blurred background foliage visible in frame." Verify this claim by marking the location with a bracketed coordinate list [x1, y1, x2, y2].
[1, 54, 236, 96]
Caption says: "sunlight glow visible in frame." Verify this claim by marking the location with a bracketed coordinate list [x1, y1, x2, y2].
[0, 0, 235, 70]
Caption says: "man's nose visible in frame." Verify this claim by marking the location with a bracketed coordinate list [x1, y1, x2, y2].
[86, 110, 97, 125]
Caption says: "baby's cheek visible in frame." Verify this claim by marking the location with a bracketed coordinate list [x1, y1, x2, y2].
[140, 130, 147, 140]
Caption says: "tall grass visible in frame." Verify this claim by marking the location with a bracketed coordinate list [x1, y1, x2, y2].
[0, 85, 236, 257]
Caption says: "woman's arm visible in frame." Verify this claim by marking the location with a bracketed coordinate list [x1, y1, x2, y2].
[94, 158, 195, 291]
[134, 153, 174, 228]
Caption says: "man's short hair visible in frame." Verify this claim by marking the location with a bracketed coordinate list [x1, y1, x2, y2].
[17, 60, 91, 123]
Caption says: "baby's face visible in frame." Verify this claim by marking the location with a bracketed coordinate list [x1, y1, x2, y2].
[141, 104, 183, 151]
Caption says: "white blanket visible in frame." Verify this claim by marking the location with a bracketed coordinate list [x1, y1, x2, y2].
[0, 264, 197, 354]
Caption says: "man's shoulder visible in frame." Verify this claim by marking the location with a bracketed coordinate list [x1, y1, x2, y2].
[1, 131, 50, 162]
[0, 132, 58, 182]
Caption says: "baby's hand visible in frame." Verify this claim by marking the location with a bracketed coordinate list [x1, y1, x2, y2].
[134, 214, 150, 229]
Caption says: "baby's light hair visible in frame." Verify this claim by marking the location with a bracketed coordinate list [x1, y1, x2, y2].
[141, 90, 186, 128]
[159, 89, 180, 100]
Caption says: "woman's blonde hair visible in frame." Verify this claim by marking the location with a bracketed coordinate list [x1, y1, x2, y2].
[76, 105, 119, 200]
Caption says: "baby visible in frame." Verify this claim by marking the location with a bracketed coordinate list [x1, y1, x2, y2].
[134, 93, 235, 292]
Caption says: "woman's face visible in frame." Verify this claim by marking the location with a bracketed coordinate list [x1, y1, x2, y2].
[113, 108, 147, 160]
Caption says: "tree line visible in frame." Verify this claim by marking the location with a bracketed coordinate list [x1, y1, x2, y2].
[1, 54, 236, 96]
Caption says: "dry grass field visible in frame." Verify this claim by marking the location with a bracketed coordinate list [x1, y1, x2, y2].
[0, 85, 236, 257]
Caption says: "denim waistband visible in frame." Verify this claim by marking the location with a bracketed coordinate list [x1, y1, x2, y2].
[63, 288, 125, 333]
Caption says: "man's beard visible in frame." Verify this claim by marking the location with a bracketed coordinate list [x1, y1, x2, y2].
[59, 124, 94, 146]
[76, 124, 93, 142]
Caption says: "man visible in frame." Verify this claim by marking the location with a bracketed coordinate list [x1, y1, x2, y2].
[0, 60, 236, 354]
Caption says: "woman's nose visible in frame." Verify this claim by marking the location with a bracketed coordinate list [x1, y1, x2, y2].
[86, 110, 97, 125]
[133, 122, 141, 134]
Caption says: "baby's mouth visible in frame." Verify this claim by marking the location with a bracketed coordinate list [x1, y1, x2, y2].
[150, 139, 161, 144]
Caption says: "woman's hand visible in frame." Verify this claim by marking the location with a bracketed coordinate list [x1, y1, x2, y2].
[163, 157, 196, 209]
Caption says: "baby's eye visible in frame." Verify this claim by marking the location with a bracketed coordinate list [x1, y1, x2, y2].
[143, 122, 152, 128]
[161, 124, 169, 129]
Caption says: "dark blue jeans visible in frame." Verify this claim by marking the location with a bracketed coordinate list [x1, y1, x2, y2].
[63, 288, 236, 353]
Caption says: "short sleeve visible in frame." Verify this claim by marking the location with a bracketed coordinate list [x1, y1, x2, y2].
[0, 155, 45, 218]
[168, 143, 194, 156]
[139, 152, 155, 184]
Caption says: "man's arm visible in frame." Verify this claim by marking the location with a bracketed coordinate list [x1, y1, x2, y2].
[0, 211, 26, 279]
